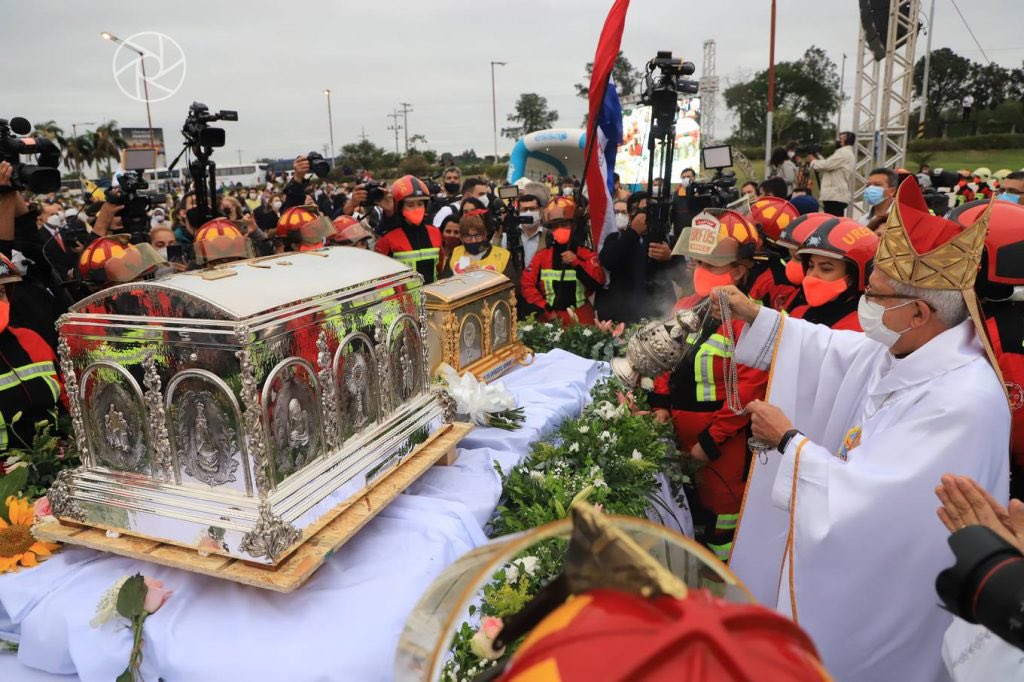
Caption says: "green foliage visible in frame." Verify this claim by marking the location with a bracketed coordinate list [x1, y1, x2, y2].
[116, 574, 147, 620]
[907, 133, 1024, 152]
[517, 316, 628, 362]
[501, 94, 559, 141]
[724, 46, 841, 146]
[914, 48, 1024, 118]
[4, 416, 81, 500]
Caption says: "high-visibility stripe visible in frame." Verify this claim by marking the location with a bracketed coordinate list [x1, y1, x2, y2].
[707, 541, 732, 562]
[716, 513, 739, 531]
[0, 361, 57, 392]
[540, 268, 585, 308]
[691, 332, 733, 402]
[0, 411, 7, 450]
[392, 248, 440, 267]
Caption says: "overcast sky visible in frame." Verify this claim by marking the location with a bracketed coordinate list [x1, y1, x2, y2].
[6, 0, 1023, 167]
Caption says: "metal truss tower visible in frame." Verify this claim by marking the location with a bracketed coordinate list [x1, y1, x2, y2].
[699, 39, 719, 144]
[850, 0, 921, 218]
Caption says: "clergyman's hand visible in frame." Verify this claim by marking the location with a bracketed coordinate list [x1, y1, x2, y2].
[710, 285, 760, 323]
[745, 399, 794, 449]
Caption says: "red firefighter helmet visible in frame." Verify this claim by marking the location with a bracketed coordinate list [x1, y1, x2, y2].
[544, 196, 577, 226]
[949, 199, 1024, 286]
[194, 218, 254, 266]
[276, 206, 332, 251]
[0, 253, 22, 286]
[797, 218, 879, 290]
[390, 175, 430, 205]
[749, 196, 800, 243]
[328, 215, 372, 246]
[79, 235, 167, 284]
[777, 212, 836, 251]
[673, 209, 761, 265]
[498, 589, 828, 682]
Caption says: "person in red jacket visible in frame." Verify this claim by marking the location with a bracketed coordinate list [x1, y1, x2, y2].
[520, 197, 605, 325]
[787, 217, 878, 330]
[374, 175, 443, 284]
[950, 198, 1024, 499]
[746, 196, 800, 311]
[651, 208, 768, 562]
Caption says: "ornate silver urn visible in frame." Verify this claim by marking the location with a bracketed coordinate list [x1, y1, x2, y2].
[611, 309, 702, 387]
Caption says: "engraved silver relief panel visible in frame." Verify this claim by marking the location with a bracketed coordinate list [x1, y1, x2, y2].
[458, 313, 483, 368]
[332, 332, 378, 440]
[166, 370, 250, 494]
[80, 362, 151, 475]
[260, 359, 322, 485]
[386, 314, 424, 405]
[491, 300, 512, 351]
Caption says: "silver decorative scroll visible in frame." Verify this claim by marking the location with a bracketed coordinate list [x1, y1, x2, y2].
[143, 352, 175, 482]
[373, 310, 392, 415]
[417, 294, 430, 392]
[48, 469, 85, 522]
[235, 325, 272, 493]
[238, 498, 301, 560]
[316, 330, 341, 450]
[56, 331, 89, 466]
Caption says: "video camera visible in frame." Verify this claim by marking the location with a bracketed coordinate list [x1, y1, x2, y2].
[490, 185, 532, 272]
[107, 170, 168, 241]
[937, 526, 1024, 652]
[640, 51, 699, 139]
[687, 145, 740, 213]
[181, 102, 237, 148]
[169, 101, 238, 230]
[795, 141, 823, 157]
[0, 117, 62, 194]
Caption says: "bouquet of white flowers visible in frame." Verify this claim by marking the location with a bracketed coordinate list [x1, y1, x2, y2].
[438, 364, 526, 431]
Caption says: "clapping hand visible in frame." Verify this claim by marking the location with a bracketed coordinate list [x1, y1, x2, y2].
[936, 475, 1024, 552]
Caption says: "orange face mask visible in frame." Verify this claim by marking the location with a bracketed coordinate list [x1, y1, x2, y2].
[802, 275, 850, 307]
[402, 205, 426, 226]
[785, 258, 805, 285]
[551, 227, 571, 245]
[693, 266, 735, 297]
[0, 300, 9, 335]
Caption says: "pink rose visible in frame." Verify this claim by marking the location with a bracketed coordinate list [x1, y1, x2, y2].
[481, 616, 503, 639]
[612, 322, 625, 338]
[596, 320, 612, 333]
[197, 535, 221, 555]
[33, 496, 52, 518]
[142, 577, 173, 614]
[469, 617, 505, 660]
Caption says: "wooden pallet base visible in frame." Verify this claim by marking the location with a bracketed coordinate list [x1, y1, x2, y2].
[34, 422, 473, 593]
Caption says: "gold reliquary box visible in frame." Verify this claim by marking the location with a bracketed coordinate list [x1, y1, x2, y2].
[423, 271, 531, 382]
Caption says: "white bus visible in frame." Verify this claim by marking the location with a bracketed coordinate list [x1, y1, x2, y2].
[183, 163, 270, 189]
[142, 168, 184, 191]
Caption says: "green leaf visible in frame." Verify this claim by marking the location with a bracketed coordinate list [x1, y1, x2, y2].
[116, 668, 133, 682]
[0, 467, 29, 520]
[116, 574, 147, 620]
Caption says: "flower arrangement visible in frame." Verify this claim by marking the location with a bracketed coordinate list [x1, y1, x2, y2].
[517, 315, 628, 362]
[441, 379, 683, 680]
[92, 573, 173, 682]
[438, 363, 526, 431]
[0, 496, 59, 573]
[0, 415, 80, 502]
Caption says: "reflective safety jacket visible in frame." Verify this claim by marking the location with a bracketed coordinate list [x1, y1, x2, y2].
[520, 245, 604, 322]
[985, 303, 1024, 483]
[748, 256, 799, 311]
[0, 327, 64, 452]
[374, 223, 443, 284]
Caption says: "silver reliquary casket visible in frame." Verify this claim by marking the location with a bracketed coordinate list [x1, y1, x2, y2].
[49, 249, 443, 565]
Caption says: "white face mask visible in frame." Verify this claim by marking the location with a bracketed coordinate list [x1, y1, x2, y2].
[651, 186, 662, 197]
[857, 296, 914, 348]
[787, 150, 796, 159]
[561, 187, 574, 197]
[615, 213, 629, 230]
[46, 214, 63, 228]
[680, 178, 691, 188]
[522, 210, 540, 226]
[156, 246, 169, 260]
[271, 200, 283, 211]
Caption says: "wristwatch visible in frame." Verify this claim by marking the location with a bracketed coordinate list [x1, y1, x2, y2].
[777, 429, 803, 453]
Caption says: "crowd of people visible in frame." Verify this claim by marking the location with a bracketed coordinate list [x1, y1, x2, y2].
[2, 140, 1024, 678]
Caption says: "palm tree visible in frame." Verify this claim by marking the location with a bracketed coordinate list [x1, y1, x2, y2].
[31, 120, 66, 149]
[64, 134, 95, 181]
[91, 121, 125, 177]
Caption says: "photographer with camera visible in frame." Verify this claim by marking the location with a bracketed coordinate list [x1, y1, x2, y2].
[283, 154, 333, 214]
[374, 176, 443, 284]
[808, 131, 856, 216]
[430, 178, 491, 231]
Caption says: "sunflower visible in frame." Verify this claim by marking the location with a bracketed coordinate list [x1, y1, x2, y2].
[0, 496, 59, 573]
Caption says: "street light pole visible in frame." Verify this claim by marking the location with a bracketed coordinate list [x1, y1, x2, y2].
[919, 0, 937, 138]
[101, 32, 156, 167]
[323, 89, 336, 163]
[491, 61, 507, 161]
[764, 0, 777, 178]
[836, 53, 847, 135]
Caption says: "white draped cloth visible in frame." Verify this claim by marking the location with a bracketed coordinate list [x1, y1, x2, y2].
[731, 308, 1009, 682]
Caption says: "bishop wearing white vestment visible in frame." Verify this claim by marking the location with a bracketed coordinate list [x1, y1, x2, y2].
[715, 181, 1010, 682]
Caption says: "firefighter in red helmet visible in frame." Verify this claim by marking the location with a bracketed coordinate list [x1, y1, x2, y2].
[653, 209, 769, 562]
[194, 218, 255, 267]
[374, 175, 443, 283]
[275, 206, 332, 253]
[78, 235, 168, 289]
[519, 196, 605, 325]
[776, 212, 837, 287]
[951, 198, 1024, 499]
[788, 218, 879, 330]
[747, 196, 801, 311]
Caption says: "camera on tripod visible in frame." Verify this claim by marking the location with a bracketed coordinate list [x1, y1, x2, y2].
[107, 170, 167, 240]
[182, 102, 238, 148]
[937, 525, 1024, 652]
[687, 145, 740, 213]
[0, 117, 62, 193]
[640, 51, 699, 139]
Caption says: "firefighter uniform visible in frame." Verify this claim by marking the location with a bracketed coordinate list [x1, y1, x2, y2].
[375, 176, 444, 284]
[0, 326, 63, 452]
[520, 243, 604, 325]
[747, 197, 801, 311]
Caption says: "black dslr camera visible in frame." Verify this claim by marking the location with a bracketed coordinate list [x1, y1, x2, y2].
[305, 151, 331, 178]
[107, 171, 168, 241]
[0, 117, 62, 193]
[362, 181, 388, 206]
[937, 525, 1024, 651]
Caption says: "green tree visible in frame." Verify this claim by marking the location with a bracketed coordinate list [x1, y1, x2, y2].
[31, 120, 66, 148]
[502, 94, 559, 140]
[63, 134, 95, 179]
[723, 46, 841, 145]
[338, 139, 396, 174]
[913, 48, 972, 119]
[968, 62, 1012, 110]
[574, 50, 642, 99]
[398, 153, 430, 176]
[90, 121, 124, 176]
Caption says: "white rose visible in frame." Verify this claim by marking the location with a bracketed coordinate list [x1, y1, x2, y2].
[529, 470, 545, 482]
[582, 328, 593, 337]
[631, 449, 643, 461]
[578, 424, 590, 434]
[505, 563, 520, 583]
[568, 442, 580, 453]
[598, 430, 611, 441]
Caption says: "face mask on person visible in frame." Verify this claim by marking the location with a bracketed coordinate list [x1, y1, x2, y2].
[152, 214, 165, 224]
[561, 186, 574, 197]
[464, 241, 485, 255]
[0, 300, 10, 335]
[248, 193, 257, 200]
[155, 246, 169, 260]
[864, 185, 886, 206]
[785, 258, 806, 285]
[997, 192, 1021, 204]
[551, 227, 571, 245]
[402, 205, 426, 226]
[787, 150, 796, 159]
[857, 296, 915, 348]
[680, 178, 691, 188]
[444, 182, 460, 194]
[46, 214, 63, 228]
[651, 186, 662, 197]
[802, 275, 850, 306]
[271, 200, 283, 211]
[693, 265, 736, 297]
[615, 213, 629, 230]
[522, 210, 541, 227]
